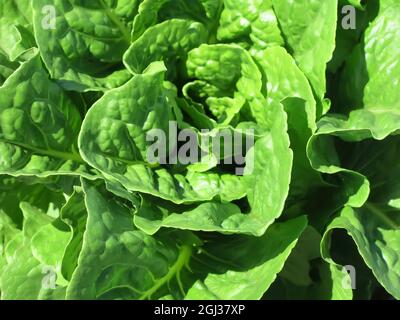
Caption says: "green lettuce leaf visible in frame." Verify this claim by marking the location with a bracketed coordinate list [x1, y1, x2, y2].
[272, 0, 338, 114]
[0, 54, 96, 178]
[66, 180, 307, 299]
[32, 0, 135, 91]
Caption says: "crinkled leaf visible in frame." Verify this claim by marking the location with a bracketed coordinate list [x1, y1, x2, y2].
[272, 0, 338, 113]
[67, 180, 307, 299]
[32, 0, 135, 91]
[0, 54, 95, 178]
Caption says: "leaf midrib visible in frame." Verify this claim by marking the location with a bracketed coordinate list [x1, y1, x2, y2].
[0, 138, 84, 164]
[364, 202, 400, 230]
[99, 0, 131, 45]
[139, 245, 192, 300]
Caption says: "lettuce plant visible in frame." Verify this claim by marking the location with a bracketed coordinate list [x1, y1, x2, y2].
[0, 0, 399, 300]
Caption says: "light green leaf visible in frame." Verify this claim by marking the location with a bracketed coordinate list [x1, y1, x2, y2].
[185, 215, 308, 299]
[328, 0, 368, 72]
[79, 61, 247, 204]
[0, 54, 95, 178]
[60, 190, 88, 281]
[307, 119, 372, 209]
[322, 206, 400, 299]
[0, 202, 69, 299]
[218, 0, 284, 51]
[32, 0, 135, 91]
[272, 225, 353, 300]
[339, 1, 400, 125]
[272, 0, 338, 113]
[254, 46, 322, 197]
[0, 0, 34, 60]
[124, 19, 207, 75]
[68, 179, 307, 299]
[133, 102, 293, 236]
[186, 44, 261, 124]
[0, 52, 19, 86]
[130, 0, 220, 42]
